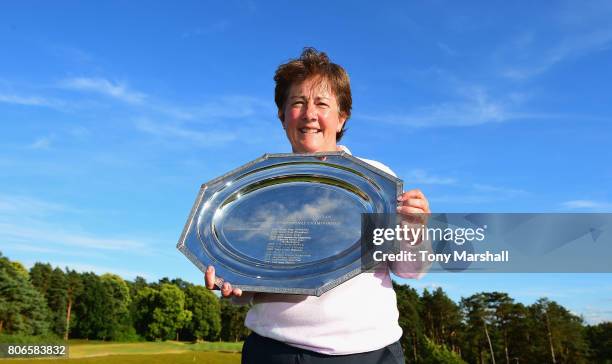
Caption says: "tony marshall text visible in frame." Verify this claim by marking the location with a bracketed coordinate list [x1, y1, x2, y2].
[372, 250, 510, 263]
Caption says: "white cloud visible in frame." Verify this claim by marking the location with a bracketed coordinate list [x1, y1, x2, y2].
[0, 93, 64, 108]
[0, 222, 148, 251]
[0, 194, 152, 253]
[160, 95, 274, 122]
[406, 169, 456, 185]
[503, 28, 612, 80]
[69, 126, 91, 139]
[437, 42, 457, 56]
[181, 20, 230, 38]
[512, 288, 567, 299]
[28, 136, 53, 150]
[132, 95, 277, 147]
[431, 194, 504, 205]
[581, 306, 612, 324]
[3, 77, 274, 139]
[472, 183, 527, 196]
[47, 44, 94, 64]
[561, 199, 612, 210]
[135, 118, 238, 146]
[0, 194, 71, 216]
[500, 2, 612, 80]
[431, 183, 528, 205]
[1, 242, 104, 258]
[60, 77, 146, 104]
[2, 75, 277, 150]
[360, 86, 552, 127]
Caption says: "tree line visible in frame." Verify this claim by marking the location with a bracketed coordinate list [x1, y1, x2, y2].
[0, 252, 248, 343]
[1, 252, 610, 363]
[393, 283, 610, 364]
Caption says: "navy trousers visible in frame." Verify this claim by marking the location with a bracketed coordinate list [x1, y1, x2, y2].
[241, 332, 405, 364]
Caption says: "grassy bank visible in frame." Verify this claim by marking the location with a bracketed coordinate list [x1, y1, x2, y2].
[2, 351, 240, 363]
[0, 340, 243, 363]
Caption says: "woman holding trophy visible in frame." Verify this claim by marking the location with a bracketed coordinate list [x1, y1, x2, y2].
[205, 48, 431, 364]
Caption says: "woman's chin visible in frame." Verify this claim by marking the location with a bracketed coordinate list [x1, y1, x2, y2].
[292, 143, 335, 154]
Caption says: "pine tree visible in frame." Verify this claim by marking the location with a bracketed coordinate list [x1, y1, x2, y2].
[461, 293, 496, 364]
[530, 298, 589, 364]
[0, 253, 50, 335]
[46, 267, 68, 337]
[64, 269, 83, 340]
[72, 272, 108, 339]
[29, 263, 53, 296]
[394, 282, 423, 363]
[585, 322, 612, 364]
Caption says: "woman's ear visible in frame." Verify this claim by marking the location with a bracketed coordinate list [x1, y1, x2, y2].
[278, 110, 285, 129]
[337, 113, 347, 132]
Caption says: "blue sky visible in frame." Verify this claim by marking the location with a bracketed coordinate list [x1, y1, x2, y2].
[1, 1, 611, 323]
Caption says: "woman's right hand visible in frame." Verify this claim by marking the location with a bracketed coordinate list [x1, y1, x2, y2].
[205, 265, 243, 297]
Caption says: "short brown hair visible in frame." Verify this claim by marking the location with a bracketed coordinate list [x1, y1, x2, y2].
[274, 47, 352, 141]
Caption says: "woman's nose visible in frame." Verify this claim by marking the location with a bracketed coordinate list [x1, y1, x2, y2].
[304, 102, 318, 121]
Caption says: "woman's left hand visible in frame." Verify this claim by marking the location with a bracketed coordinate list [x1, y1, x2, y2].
[397, 189, 430, 224]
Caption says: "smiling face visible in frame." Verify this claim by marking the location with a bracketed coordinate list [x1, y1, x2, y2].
[281, 77, 347, 153]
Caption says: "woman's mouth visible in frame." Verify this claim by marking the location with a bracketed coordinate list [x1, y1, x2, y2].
[299, 128, 321, 134]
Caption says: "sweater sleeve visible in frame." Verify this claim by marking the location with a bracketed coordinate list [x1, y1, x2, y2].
[389, 236, 432, 279]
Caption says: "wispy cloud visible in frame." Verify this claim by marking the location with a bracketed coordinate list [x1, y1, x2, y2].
[0, 194, 151, 253]
[581, 306, 612, 324]
[47, 44, 95, 64]
[135, 118, 238, 146]
[431, 183, 528, 206]
[3, 75, 274, 127]
[68, 126, 91, 139]
[0, 222, 149, 251]
[437, 42, 457, 56]
[472, 183, 527, 196]
[0, 93, 65, 108]
[1, 241, 105, 258]
[431, 194, 504, 205]
[360, 86, 554, 128]
[60, 77, 147, 104]
[0, 194, 73, 216]
[503, 28, 612, 80]
[157, 95, 274, 122]
[405, 169, 456, 185]
[510, 288, 569, 299]
[2, 75, 276, 149]
[27, 136, 53, 150]
[181, 20, 231, 38]
[561, 199, 612, 210]
[133, 95, 277, 147]
[500, 2, 612, 80]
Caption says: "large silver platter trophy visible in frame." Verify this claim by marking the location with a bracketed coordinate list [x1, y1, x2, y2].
[178, 152, 401, 296]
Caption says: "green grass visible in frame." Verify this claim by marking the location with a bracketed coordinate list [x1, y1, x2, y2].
[0, 333, 64, 344]
[0, 341, 243, 363]
[68, 340, 243, 357]
[1, 351, 240, 363]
